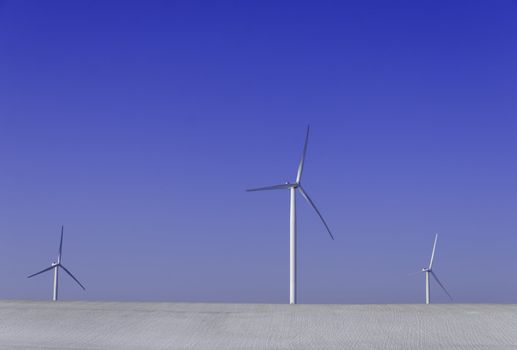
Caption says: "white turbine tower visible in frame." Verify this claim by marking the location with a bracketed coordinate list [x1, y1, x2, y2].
[247, 125, 334, 305]
[28, 226, 85, 301]
[420, 234, 452, 304]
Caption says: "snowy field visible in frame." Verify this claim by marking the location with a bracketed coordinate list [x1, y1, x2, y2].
[0, 301, 516, 349]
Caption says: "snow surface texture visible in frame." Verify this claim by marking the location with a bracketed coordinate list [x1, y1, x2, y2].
[0, 301, 516, 349]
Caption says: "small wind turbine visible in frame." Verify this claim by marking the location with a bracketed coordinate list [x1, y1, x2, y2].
[247, 125, 334, 305]
[420, 234, 452, 304]
[28, 226, 85, 301]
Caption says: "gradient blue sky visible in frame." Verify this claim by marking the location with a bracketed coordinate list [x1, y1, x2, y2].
[0, 0, 515, 303]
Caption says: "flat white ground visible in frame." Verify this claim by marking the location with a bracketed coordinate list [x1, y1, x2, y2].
[0, 301, 516, 349]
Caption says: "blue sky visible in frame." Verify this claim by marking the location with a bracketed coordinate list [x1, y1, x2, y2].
[0, 0, 515, 303]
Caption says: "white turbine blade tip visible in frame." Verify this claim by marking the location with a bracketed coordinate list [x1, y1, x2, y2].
[298, 186, 334, 240]
[296, 125, 310, 183]
[431, 271, 453, 301]
[428, 234, 438, 269]
[60, 265, 86, 290]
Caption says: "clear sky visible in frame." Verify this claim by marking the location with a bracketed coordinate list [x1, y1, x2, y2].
[0, 0, 515, 303]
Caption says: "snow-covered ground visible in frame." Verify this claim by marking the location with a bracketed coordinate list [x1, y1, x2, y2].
[0, 301, 516, 349]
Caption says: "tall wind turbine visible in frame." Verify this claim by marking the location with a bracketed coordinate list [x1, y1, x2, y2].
[247, 125, 334, 305]
[28, 226, 85, 301]
[420, 234, 452, 304]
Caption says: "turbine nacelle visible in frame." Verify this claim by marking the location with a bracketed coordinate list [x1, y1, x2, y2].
[246, 126, 333, 241]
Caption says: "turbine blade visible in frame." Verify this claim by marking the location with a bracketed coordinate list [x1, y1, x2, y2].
[60, 265, 86, 290]
[431, 271, 453, 301]
[298, 185, 334, 240]
[296, 125, 310, 183]
[246, 183, 293, 192]
[429, 234, 438, 269]
[27, 265, 55, 278]
[58, 226, 64, 263]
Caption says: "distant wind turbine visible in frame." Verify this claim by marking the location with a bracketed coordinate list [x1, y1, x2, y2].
[28, 226, 85, 301]
[419, 234, 452, 304]
[247, 125, 334, 305]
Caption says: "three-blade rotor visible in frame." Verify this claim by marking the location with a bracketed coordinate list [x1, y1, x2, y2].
[246, 125, 334, 240]
[418, 233, 452, 301]
[27, 227, 86, 291]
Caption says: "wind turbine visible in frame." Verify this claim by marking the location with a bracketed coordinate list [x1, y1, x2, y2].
[247, 125, 334, 305]
[28, 226, 85, 301]
[420, 234, 452, 304]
